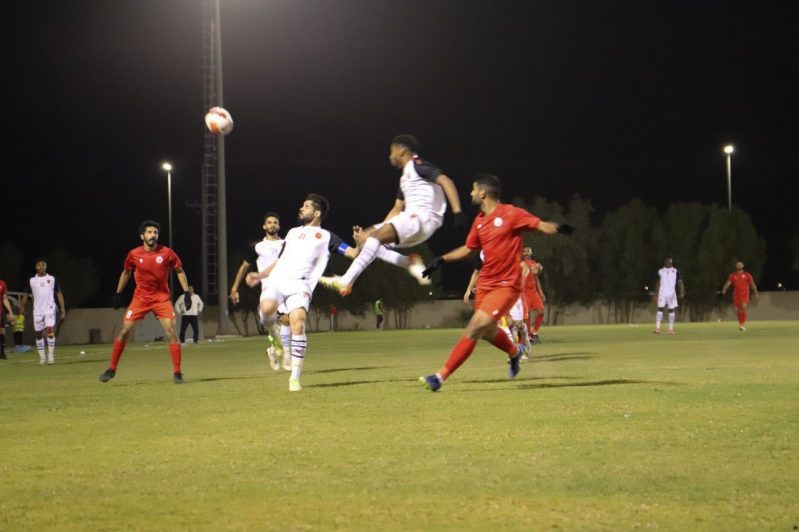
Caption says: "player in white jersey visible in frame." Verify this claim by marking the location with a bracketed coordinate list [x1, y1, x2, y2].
[246, 194, 352, 392]
[230, 212, 290, 370]
[20, 260, 66, 365]
[653, 256, 684, 335]
[319, 134, 465, 295]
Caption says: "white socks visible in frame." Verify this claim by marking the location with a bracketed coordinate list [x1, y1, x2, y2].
[279, 325, 292, 353]
[341, 236, 381, 286]
[375, 246, 410, 268]
[655, 311, 663, 329]
[36, 339, 45, 362]
[290, 334, 307, 380]
[668, 311, 676, 330]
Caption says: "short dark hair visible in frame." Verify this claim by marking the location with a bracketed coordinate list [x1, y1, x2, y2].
[391, 134, 419, 153]
[306, 194, 329, 220]
[263, 212, 280, 223]
[474, 173, 501, 199]
[34, 258, 47, 265]
[139, 220, 161, 235]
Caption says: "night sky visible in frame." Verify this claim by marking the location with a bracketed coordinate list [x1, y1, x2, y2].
[5, 0, 798, 304]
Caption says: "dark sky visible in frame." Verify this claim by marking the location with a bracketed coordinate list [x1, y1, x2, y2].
[4, 0, 798, 303]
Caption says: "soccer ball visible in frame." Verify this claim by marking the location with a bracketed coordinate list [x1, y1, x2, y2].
[204, 106, 234, 136]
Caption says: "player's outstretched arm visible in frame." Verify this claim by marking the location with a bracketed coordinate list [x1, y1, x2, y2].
[112, 270, 131, 309]
[751, 279, 759, 299]
[435, 174, 465, 227]
[246, 262, 277, 287]
[422, 245, 476, 278]
[229, 260, 251, 305]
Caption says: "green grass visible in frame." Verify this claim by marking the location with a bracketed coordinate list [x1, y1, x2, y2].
[1, 321, 797, 530]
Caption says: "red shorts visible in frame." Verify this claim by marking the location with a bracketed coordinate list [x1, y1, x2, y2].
[733, 295, 749, 308]
[524, 291, 544, 312]
[474, 286, 521, 321]
[124, 299, 175, 321]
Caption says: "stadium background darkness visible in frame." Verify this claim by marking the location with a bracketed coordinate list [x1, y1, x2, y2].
[4, 1, 798, 304]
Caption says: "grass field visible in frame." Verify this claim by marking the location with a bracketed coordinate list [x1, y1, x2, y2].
[1, 321, 797, 530]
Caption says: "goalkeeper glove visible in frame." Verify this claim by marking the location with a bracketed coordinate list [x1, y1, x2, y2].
[422, 256, 445, 278]
[557, 223, 576, 235]
[452, 212, 468, 229]
[184, 292, 192, 311]
[112, 293, 123, 310]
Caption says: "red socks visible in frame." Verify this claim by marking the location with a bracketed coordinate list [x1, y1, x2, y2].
[169, 343, 182, 373]
[488, 328, 519, 356]
[439, 337, 476, 380]
[738, 310, 747, 326]
[110, 340, 126, 370]
[533, 314, 544, 333]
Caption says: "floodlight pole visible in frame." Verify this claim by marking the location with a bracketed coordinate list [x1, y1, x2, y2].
[213, 0, 230, 335]
[723, 145, 734, 211]
[162, 162, 174, 297]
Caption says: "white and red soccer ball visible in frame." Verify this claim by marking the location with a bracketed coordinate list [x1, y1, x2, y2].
[204, 106, 234, 136]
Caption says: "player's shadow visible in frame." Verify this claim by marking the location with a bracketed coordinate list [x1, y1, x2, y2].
[311, 377, 417, 388]
[309, 366, 395, 375]
[530, 352, 595, 362]
[53, 359, 106, 366]
[460, 378, 680, 391]
[110, 376, 263, 386]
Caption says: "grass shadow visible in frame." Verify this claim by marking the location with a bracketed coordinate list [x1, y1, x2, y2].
[311, 377, 417, 388]
[458, 378, 681, 392]
[309, 366, 395, 375]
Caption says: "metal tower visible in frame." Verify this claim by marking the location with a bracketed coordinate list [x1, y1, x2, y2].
[201, 0, 230, 334]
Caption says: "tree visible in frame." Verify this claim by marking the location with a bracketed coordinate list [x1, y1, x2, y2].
[515, 195, 599, 324]
[598, 199, 666, 323]
[40, 247, 100, 308]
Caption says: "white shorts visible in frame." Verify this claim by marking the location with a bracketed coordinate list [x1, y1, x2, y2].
[260, 287, 289, 315]
[657, 293, 678, 310]
[33, 313, 56, 332]
[260, 278, 312, 315]
[509, 297, 526, 321]
[378, 210, 443, 249]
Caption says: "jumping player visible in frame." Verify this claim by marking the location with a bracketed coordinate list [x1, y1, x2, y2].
[721, 261, 759, 331]
[419, 174, 571, 391]
[245, 194, 355, 392]
[319, 134, 465, 295]
[99, 220, 192, 384]
[653, 257, 684, 335]
[0, 278, 16, 360]
[20, 260, 66, 365]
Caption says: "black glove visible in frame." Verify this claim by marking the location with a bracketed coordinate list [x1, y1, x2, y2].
[452, 212, 468, 229]
[184, 292, 192, 311]
[112, 292, 123, 310]
[422, 256, 445, 278]
[557, 223, 576, 235]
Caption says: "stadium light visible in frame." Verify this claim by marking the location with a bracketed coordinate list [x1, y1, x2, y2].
[723, 145, 734, 211]
[162, 162, 174, 296]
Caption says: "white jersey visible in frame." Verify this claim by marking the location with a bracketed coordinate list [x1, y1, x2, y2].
[397, 156, 447, 223]
[269, 225, 344, 290]
[29, 274, 59, 315]
[657, 267, 681, 297]
[248, 238, 284, 289]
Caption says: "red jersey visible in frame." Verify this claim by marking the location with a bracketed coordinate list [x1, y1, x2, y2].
[522, 258, 540, 295]
[466, 204, 541, 291]
[124, 245, 182, 304]
[728, 271, 753, 299]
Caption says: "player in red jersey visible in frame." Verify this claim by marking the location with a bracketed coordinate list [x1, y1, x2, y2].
[418, 174, 572, 391]
[99, 220, 192, 384]
[522, 246, 546, 343]
[721, 261, 759, 331]
[0, 279, 17, 360]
